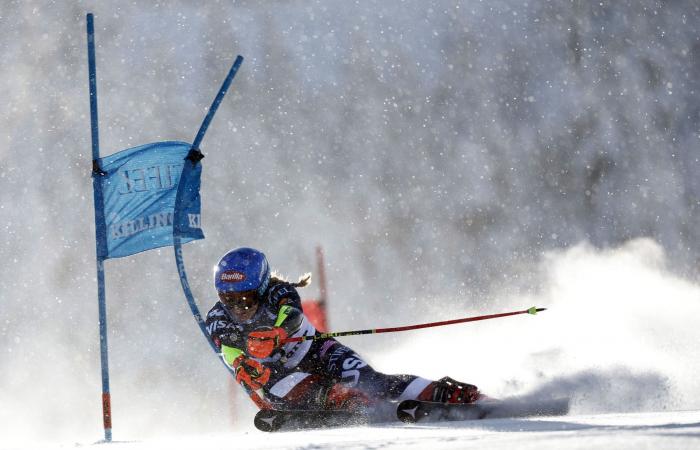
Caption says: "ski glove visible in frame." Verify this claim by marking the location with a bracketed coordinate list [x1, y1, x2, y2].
[232, 355, 270, 390]
[247, 326, 288, 359]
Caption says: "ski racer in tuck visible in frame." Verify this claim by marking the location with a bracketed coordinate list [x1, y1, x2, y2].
[206, 247, 482, 411]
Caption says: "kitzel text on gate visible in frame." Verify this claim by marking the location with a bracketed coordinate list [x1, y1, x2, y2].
[117, 164, 184, 195]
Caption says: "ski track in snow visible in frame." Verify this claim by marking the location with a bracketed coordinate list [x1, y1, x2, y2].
[7, 410, 700, 450]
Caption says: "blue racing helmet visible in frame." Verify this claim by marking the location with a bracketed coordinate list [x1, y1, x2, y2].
[214, 247, 271, 297]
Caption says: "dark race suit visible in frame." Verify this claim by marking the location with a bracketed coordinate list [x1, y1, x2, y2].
[205, 279, 436, 408]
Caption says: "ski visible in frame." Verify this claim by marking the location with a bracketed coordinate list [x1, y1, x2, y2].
[254, 396, 570, 431]
[254, 408, 371, 432]
[396, 397, 571, 424]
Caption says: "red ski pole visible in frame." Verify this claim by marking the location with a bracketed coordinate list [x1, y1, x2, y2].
[284, 306, 546, 343]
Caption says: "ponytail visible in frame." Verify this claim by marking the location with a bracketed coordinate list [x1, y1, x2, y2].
[270, 272, 312, 288]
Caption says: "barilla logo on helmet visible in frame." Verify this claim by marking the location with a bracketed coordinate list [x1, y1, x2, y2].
[220, 270, 246, 283]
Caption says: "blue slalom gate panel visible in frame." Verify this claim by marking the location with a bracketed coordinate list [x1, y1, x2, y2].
[93, 141, 204, 259]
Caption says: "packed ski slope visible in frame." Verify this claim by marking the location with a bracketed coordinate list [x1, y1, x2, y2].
[138, 411, 700, 450]
[11, 410, 700, 450]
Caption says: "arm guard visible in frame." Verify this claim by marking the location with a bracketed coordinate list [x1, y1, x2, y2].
[275, 304, 304, 336]
[221, 344, 245, 368]
[267, 282, 305, 336]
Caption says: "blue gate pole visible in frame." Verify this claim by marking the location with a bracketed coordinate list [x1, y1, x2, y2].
[191, 55, 243, 150]
[172, 56, 278, 413]
[174, 54, 244, 363]
[87, 13, 112, 443]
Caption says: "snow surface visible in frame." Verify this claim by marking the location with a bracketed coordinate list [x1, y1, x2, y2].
[8, 410, 700, 450]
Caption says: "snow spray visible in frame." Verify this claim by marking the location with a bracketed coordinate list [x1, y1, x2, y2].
[379, 238, 700, 414]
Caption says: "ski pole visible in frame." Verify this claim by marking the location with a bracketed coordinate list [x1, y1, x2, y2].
[284, 306, 545, 343]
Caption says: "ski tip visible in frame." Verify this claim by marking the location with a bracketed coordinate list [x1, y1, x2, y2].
[396, 400, 422, 424]
[254, 409, 284, 432]
[528, 307, 546, 315]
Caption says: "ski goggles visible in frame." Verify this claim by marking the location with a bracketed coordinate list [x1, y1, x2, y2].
[218, 289, 259, 313]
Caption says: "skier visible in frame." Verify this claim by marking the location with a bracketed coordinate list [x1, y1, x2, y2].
[205, 247, 482, 412]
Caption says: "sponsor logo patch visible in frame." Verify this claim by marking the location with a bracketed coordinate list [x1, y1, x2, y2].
[220, 270, 246, 283]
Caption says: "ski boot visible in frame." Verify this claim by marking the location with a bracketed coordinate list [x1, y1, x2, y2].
[418, 376, 481, 404]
